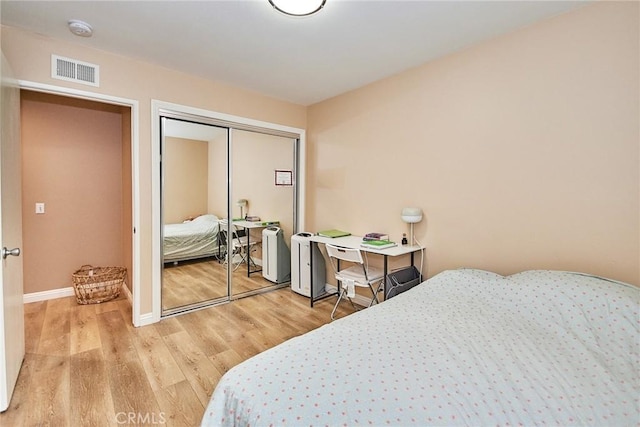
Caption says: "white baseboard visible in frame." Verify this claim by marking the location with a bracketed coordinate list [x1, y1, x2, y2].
[121, 283, 132, 303]
[23, 287, 75, 304]
[136, 312, 155, 327]
[23, 283, 133, 305]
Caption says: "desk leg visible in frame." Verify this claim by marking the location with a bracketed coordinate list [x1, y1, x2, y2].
[310, 241, 315, 307]
[247, 230, 251, 277]
[383, 255, 388, 301]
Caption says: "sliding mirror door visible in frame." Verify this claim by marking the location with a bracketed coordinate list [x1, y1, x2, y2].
[157, 105, 303, 318]
[229, 129, 296, 297]
[161, 118, 229, 314]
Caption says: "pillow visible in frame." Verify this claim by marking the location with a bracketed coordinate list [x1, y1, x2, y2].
[192, 214, 218, 223]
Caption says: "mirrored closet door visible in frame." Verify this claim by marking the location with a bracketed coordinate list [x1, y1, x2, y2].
[230, 129, 295, 298]
[159, 112, 300, 316]
[161, 118, 229, 314]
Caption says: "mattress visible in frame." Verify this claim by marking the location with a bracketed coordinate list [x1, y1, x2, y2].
[163, 214, 220, 262]
[201, 268, 639, 426]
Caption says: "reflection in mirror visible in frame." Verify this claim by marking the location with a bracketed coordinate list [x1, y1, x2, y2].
[161, 119, 229, 313]
[160, 117, 299, 316]
[230, 130, 295, 297]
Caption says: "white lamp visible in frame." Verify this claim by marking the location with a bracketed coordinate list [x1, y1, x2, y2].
[401, 207, 423, 246]
[236, 199, 248, 219]
[268, 0, 326, 16]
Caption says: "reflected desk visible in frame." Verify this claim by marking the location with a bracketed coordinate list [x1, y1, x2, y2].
[308, 234, 424, 308]
[219, 220, 275, 277]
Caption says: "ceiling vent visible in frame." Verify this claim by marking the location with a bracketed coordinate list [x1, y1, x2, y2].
[51, 55, 99, 87]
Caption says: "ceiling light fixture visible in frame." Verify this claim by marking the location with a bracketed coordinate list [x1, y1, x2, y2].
[268, 0, 326, 17]
[68, 19, 93, 37]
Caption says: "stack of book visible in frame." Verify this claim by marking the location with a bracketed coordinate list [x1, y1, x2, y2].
[361, 232, 396, 249]
[363, 232, 389, 241]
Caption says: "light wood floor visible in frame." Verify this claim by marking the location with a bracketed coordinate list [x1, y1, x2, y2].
[0, 287, 350, 426]
[162, 256, 278, 312]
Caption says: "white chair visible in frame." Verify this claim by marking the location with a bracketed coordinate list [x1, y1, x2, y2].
[218, 221, 260, 271]
[229, 224, 260, 271]
[325, 243, 385, 320]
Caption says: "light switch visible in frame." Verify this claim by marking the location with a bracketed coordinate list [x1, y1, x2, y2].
[35, 203, 45, 214]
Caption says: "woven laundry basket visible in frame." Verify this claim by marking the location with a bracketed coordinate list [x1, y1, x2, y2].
[72, 265, 126, 304]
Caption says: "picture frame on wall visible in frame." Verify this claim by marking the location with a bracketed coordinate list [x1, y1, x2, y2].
[275, 169, 293, 186]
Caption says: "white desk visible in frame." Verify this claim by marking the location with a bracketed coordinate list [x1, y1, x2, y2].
[308, 234, 423, 307]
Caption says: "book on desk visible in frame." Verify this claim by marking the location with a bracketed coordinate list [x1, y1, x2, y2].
[360, 239, 397, 250]
[317, 229, 351, 238]
[363, 232, 389, 241]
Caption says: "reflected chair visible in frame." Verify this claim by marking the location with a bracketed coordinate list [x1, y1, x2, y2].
[229, 224, 260, 271]
[325, 244, 384, 320]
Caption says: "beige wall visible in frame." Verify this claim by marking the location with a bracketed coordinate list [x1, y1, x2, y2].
[308, 1, 639, 285]
[2, 25, 307, 315]
[164, 137, 209, 224]
[207, 133, 227, 218]
[21, 91, 125, 293]
[232, 131, 295, 240]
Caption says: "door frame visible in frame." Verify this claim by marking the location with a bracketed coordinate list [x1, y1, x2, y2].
[18, 80, 142, 326]
[151, 100, 306, 322]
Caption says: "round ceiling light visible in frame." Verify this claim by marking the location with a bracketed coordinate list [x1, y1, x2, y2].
[68, 19, 93, 37]
[268, 0, 326, 16]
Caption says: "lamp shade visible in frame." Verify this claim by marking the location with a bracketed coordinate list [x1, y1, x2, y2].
[268, 0, 326, 16]
[401, 207, 423, 224]
[236, 199, 248, 207]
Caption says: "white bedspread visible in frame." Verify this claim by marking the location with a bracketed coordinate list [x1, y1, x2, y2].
[163, 214, 219, 262]
[202, 269, 639, 426]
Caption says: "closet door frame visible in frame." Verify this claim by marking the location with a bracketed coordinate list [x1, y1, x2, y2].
[151, 100, 305, 322]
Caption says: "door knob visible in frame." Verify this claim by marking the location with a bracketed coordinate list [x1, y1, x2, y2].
[2, 247, 20, 259]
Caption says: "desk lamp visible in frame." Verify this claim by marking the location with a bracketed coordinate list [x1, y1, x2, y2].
[236, 199, 248, 219]
[401, 207, 423, 246]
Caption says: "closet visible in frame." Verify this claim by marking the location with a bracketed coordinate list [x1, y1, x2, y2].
[158, 108, 302, 316]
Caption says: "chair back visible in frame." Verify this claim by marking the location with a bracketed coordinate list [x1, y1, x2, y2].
[325, 244, 364, 265]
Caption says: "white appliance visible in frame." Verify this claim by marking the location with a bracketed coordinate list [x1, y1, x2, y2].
[291, 232, 325, 298]
[262, 227, 291, 283]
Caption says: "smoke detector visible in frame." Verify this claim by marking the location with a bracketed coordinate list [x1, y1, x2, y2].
[68, 20, 93, 37]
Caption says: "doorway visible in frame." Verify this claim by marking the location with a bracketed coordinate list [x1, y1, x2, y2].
[19, 90, 133, 307]
[153, 102, 305, 318]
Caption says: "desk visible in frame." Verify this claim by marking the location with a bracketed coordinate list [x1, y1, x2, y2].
[308, 234, 423, 307]
[220, 220, 275, 277]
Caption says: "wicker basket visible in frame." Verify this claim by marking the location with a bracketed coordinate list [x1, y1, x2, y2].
[72, 265, 126, 304]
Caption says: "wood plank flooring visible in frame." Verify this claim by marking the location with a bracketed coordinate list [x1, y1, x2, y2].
[162, 256, 277, 311]
[0, 286, 350, 426]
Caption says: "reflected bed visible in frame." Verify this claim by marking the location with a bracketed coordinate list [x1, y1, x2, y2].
[163, 214, 220, 263]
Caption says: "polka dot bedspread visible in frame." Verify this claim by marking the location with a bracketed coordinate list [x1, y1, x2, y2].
[201, 269, 639, 426]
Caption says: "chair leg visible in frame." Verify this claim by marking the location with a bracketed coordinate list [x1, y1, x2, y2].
[367, 282, 381, 307]
[330, 288, 348, 320]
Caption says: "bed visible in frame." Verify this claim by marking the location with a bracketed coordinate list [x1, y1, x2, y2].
[163, 214, 220, 263]
[201, 268, 639, 426]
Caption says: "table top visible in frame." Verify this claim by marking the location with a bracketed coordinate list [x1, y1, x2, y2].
[309, 234, 423, 256]
[220, 219, 279, 229]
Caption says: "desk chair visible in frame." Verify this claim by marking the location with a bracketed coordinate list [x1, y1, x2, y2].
[325, 244, 384, 320]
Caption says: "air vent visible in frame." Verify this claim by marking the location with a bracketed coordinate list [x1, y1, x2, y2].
[51, 55, 99, 87]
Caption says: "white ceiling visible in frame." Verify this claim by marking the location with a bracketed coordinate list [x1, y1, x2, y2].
[1, 0, 587, 106]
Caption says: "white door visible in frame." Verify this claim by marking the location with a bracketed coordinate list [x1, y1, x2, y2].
[0, 52, 25, 412]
